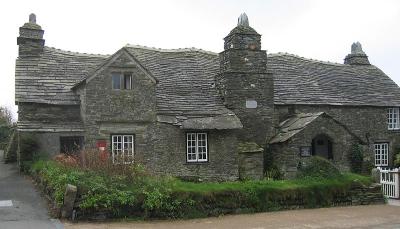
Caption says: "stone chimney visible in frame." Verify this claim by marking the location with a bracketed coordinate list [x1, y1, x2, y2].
[344, 42, 370, 65]
[217, 13, 274, 145]
[17, 13, 45, 57]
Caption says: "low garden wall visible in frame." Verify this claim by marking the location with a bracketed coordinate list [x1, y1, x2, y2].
[30, 159, 385, 220]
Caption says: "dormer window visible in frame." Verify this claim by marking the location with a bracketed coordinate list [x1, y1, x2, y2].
[387, 108, 400, 130]
[112, 72, 133, 90]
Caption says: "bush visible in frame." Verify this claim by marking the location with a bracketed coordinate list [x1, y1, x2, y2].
[297, 156, 342, 179]
[0, 106, 13, 151]
[4, 129, 17, 163]
[19, 133, 39, 172]
[349, 144, 364, 174]
[394, 152, 400, 168]
[264, 165, 283, 180]
[29, 156, 379, 220]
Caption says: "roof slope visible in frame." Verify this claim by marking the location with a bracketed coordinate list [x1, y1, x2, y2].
[269, 53, 400, 106]
[15, 47, 109, 105]
[269, 112, 323, 144]
[124, 45, 229, 117]
[16, 46, 400, 109]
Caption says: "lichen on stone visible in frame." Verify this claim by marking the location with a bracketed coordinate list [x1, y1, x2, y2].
[238, 142, 263, 153]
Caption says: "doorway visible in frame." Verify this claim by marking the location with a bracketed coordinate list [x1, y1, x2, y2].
[311, 135, 333, 160]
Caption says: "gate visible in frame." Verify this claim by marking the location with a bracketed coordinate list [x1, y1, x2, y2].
[378, 167, 399, 199]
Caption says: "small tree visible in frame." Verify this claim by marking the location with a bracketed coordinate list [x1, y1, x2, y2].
[0, 106, 13, 126]
[0, 106, 14, 152]
[349, 144, 364, 174]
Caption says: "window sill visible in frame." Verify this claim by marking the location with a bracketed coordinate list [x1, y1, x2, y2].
[185, 161, 209, 165]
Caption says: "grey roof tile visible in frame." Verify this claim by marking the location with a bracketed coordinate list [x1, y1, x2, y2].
[269, 112, 324, 144]
[269, 53, 400, 106]
[15, 46, 109, 105]
[15, 46, 400, 117]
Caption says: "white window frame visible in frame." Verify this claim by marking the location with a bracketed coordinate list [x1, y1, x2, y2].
[111, 134, 134, 164]
[186, 133, 208, 163]
[112, 72, 133, 90]
[374, 143, 389, 166]
[388, 108, 400, 130]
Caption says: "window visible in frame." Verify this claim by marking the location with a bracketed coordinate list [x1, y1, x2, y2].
[124, 73, 132, 90]
[112, 73, 133, 90]
[112, 73, 121, 90]
[374, 143, 388, 166]
[112, 135, 134, 164]
[60, 136, 83, 154]
[186, 133, 208, 162]
[388, 108, 400, 130]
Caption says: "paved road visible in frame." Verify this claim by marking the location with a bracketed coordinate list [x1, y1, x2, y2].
[64, 204, 400, 229]
[0, 150, 63, 229]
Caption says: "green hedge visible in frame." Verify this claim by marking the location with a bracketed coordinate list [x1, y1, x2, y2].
[31, 160, 373, 219]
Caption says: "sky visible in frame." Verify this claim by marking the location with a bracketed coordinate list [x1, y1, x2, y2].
[0, 0, 399, 120]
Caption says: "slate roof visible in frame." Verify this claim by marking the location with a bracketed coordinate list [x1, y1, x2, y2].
[269, 53, 400, 106]
[16, 45, 400, 112]
[123, 45, 230, 117]
[269, 112, 324, 144]
[15, 46, 109, 105]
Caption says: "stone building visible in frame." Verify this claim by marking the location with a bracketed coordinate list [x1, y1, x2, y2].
[15, 13, 400, 180]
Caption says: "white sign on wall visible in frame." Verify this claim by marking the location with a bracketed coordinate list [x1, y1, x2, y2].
[246, 99, 257, 109]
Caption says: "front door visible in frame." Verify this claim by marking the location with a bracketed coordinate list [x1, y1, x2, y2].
[312, 135, 333, 159]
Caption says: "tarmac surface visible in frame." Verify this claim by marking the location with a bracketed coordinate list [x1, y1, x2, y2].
[64, 204, 400, 229]
[0, 150, 63, 229]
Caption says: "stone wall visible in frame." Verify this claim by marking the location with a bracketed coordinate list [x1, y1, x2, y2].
[18, 103, 81, 122]
[239, 151, 264, 180]
[83, 51, 239, 181]
[270, 115, 359, 178]
[83, 51, 157, 146]
[35, 132, 85, 156]
[276, 105, 400, 167]
[91, 122, 239, 181]
[18, 102, 84, 155]
[152, 124, 239, 181]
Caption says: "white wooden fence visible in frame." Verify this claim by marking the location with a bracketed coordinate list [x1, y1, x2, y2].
[378, 167, 399, 199]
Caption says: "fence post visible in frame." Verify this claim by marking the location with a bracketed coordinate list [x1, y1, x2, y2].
[395, 169, 400, 199]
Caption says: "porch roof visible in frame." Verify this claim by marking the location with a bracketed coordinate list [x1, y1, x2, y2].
[269, 112, 324, 144]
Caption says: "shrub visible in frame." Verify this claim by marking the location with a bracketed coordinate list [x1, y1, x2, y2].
[264, 146, 283, 180]
[0, 106, 13, 151]
[297, 156, 342, 179]
[4, 129, 17, 163]
[394, 152, 400, 168]
[30, 158, 378, 220]
[19, 133, 39, 172]
[264, 165, 283, 180]
[349, 144, 364, 174]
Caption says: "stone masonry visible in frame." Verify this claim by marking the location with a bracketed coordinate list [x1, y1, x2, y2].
[14, 13, 400, 180]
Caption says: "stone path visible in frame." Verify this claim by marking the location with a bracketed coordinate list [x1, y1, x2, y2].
[0, 150, 63, 229]
[64, 204, 400, 229]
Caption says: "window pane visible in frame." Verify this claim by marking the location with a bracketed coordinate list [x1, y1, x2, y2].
[388, 108, 400, 130]
[374, 143, 389, 166]
[112, 134, 134, 164]
[187, 133, 197, 162]
[197, 133, 207, 161]
[112, 74, 121, 89]
[124, 73, 132, 90]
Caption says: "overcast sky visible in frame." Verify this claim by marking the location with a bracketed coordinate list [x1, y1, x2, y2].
[1, 0, 399, 119]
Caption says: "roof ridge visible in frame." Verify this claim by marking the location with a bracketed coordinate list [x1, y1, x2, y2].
[268, 52, 344, 66]
[44, 46, 110, 58]
[124, 44, 218, 56]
